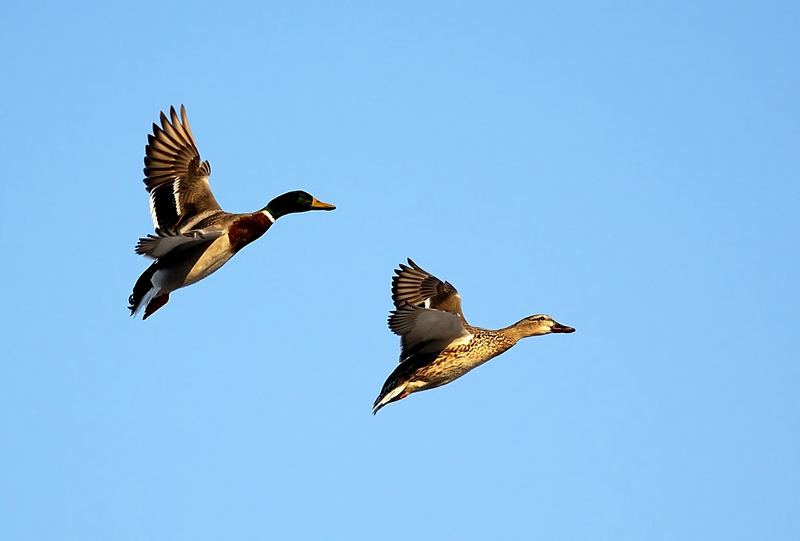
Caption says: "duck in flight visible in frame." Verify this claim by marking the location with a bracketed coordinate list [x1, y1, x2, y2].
[373, 259, 575, 414]
[129, 106, 335, 319]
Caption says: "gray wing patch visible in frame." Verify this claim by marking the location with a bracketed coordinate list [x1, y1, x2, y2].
[134, 228, 223, 259]
[388, 303, 471, 362]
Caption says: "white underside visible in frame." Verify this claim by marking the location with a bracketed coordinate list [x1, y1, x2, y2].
[133, 235, 233, 316]
[182, 236, 233, 287]
[132, 269, 166, 316]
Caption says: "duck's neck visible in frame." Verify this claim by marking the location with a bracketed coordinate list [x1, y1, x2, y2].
[496, 323, 526, 343]
[263, 194, 300, 220]
[497, 321, 543, 342]
[261, 203, 285, 220]
[260, 207, 278, 222]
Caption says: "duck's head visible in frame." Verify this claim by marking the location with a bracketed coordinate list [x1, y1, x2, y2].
[265, 190, 336, 219]
[513, 314, 575, 337]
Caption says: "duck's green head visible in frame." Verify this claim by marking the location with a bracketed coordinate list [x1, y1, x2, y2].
[514, 314, 575, 337]
[264, 190, 336, 219]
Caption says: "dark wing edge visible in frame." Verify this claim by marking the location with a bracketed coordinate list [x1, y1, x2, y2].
[143, 105, 210, 188]
[391, 258, 465, 318]
[143, 105, 219, 231]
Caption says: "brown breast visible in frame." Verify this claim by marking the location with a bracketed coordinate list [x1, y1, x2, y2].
[228, 213, 273, 253]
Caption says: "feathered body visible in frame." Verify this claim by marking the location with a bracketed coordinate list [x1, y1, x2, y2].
[373, 259, 575, 413]
[378, 327, 515, 395]
[128, 106, 335, 319]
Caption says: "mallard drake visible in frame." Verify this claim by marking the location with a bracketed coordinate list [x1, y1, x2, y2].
[373, 259, 575, 414]
[128, 106, 335, 319]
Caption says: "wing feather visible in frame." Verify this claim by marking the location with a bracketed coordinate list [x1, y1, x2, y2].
[388, 304, 471, 361]
[135, 228, 223, 259]
[391, 259, 466, 319]
[142, 105, 221, 231]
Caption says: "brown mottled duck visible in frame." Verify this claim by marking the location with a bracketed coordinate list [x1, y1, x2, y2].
[128, 105, 335, 319]
[373, 259, 575, 414]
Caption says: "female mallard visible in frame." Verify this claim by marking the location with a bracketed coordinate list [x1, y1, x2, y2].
[373, 259, 575, 414]
[129, 106, 335, 319]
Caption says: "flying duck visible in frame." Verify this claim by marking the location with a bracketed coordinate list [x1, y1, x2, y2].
[129, 106, 335, 319]
[373, 259, 575, 413]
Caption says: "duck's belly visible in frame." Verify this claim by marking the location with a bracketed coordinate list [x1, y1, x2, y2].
[182, 235, 235, 287]
[422, 348, 508, 389]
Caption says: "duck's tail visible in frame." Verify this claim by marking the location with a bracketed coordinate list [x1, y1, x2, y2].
[128, 263, 170, 320]
[372, 382, 410, 415]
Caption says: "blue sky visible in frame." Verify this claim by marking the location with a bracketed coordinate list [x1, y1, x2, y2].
[1, 1, 798, 539]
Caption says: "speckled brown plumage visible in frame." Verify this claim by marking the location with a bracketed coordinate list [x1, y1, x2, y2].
[373, 259, 575, 413]
[377, 326, 517, 398]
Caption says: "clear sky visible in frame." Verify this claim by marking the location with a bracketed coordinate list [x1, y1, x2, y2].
[1, 1, 798, 539]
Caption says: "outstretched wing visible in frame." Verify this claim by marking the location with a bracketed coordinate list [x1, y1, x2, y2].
[391, 258, 465, 319]
[388, 303, 472, 362]
[143, 105, 222, 232]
